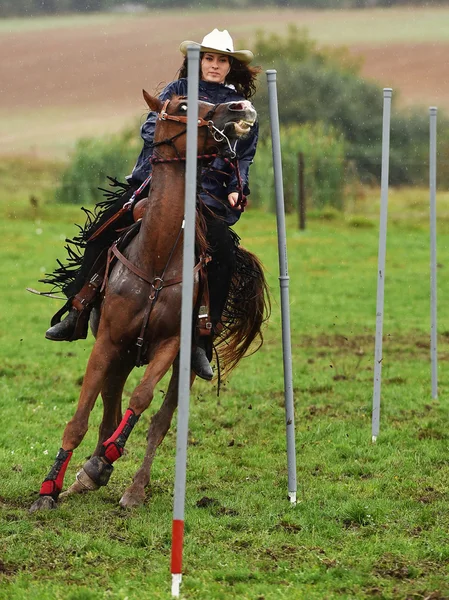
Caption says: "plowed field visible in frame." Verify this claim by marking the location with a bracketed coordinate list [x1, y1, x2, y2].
[2, 8, 448, 158]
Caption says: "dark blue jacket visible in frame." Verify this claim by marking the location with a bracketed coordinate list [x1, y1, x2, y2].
[131, 78, 258, 225]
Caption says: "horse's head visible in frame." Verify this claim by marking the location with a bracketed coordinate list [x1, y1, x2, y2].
[142, 90, 257, 159]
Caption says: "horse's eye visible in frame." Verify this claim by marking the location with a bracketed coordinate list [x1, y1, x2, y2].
[180, 104, 187, 112]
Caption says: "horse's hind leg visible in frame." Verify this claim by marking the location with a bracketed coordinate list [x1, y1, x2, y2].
[30, 340, 119, 512]
[61, 355, 134, 498]
[119, 359, 194, 509]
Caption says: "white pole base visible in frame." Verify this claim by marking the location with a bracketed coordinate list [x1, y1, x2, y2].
[171, 573, 182, 598]
[288, 491, 297, 505]
[372, 435, 377, 443]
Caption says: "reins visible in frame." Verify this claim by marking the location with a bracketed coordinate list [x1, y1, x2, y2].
[104, 97, 244, 365]
[150, 153, 247, 210]
[86, 103, 219, 244]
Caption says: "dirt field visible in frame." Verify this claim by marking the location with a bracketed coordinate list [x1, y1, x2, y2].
[350, 42, 449, 110]
[2, 8, 448, 158]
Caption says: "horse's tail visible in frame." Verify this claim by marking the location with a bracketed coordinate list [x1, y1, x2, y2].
[215, 245, 271, 377]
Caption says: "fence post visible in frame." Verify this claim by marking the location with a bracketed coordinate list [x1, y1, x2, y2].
[298, 152, 306, 231]
[429, 106, 438, 399]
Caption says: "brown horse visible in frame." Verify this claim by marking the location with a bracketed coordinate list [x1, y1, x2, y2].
[30, 91, 269, 512]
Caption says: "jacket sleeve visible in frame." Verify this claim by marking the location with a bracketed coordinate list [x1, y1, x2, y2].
[226, 120, 259, 197]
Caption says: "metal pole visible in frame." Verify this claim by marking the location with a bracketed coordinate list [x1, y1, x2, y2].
[266, 70, 297, 504]
[429, 106, 438, 399]
[372, 88, 392, 443]
[171, 45, 200, 598]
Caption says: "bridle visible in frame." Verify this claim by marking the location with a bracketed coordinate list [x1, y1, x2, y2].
[152, 98, 238, 160]
[150, 98, 246, 210]
[115, 98, 241, 221]
[106, 98, 247, 366]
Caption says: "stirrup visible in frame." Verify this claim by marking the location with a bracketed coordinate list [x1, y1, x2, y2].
[69, 309, 90, 341]
[50, 299, 72, 327]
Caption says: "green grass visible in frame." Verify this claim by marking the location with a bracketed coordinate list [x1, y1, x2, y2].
[3, 7, 449, 44]
[295, 6, 449, 44]
[0, 13, 140, 34]
[1, 167, 449, 598]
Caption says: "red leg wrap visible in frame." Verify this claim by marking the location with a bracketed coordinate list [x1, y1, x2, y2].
[102, 408, 140, 465]
[39, 449, 73, 499]
[103, 443, 122, 463]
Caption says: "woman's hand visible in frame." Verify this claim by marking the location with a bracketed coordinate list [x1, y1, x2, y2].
[228, 192, 242, 210]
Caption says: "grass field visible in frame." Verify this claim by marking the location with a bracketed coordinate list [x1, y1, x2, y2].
[1, 164, 449, 599]
[2, 7, 449, 158]
[3, 7, 449, 41]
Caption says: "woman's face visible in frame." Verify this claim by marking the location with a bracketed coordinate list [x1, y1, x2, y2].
[201, 52, 231, 84]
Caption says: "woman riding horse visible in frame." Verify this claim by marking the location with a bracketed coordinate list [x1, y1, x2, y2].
[30, 92, 267, 513]
[43, 29, 260, 381]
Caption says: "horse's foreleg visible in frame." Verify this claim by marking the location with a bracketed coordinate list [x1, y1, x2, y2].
[29, 341, 117, 512]
[60, 356, 134, 498]
[74, 338, 179, 497]
[94, 357, 135, 455]
[119, 359, 195, 509]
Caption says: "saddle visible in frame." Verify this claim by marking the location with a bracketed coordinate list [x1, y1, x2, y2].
[81, 217, 213, 353]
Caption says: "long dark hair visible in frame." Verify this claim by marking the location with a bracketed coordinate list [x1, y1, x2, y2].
[177, 54, 261, 100]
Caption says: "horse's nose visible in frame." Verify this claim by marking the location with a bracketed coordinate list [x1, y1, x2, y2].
[229, 101, 252, 111]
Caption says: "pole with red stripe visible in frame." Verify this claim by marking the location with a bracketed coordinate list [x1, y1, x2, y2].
[170, 44, 200, 598]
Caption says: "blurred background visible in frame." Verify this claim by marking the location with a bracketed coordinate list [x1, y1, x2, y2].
[1, 0, 449, 214]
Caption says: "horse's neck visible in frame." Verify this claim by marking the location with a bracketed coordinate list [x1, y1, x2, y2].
[135, 163, 186, 275]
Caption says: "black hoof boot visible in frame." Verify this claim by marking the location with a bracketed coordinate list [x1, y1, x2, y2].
[191, 345, 213, 381]
[83, 456, 114, 487]
[45, 308, 82, 342]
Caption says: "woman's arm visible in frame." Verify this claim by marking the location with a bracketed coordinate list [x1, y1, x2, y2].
[227, 120, 259, 201]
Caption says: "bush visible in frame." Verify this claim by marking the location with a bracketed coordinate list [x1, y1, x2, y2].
[250, 122, 347, 212]
[55, 120, 347, 213]
[252, 27, 449, 187]
[55, 125, 140, 205]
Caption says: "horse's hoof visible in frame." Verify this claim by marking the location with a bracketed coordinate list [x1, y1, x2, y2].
[29, 495, 56, 513]
[119, 489, 145, 510]
[59, 467, 100, 498]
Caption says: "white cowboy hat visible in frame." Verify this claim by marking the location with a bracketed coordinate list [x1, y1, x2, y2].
[179, 29, 254, 64]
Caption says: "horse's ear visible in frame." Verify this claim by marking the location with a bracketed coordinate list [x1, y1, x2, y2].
[143, 89, 163, 112]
